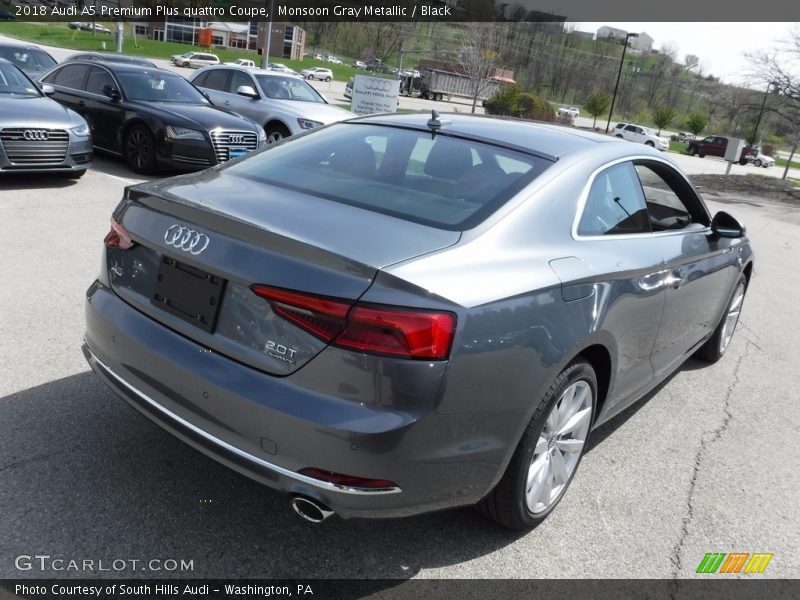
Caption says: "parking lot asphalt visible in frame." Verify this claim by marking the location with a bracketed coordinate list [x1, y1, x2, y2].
[0, 156, 798, 580]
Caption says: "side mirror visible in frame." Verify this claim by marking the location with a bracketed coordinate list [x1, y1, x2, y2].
[237, 85, 259, 99]
[41, 84, 55, 95]
[710, 211, 746, 239]
[102, 84, 120, 101]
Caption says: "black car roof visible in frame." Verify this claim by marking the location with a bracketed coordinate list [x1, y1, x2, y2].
[57, 61, 172, 74]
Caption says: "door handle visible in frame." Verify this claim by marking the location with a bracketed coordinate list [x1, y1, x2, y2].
[224, 100, 230, 105]
[664, 268, 686, 289]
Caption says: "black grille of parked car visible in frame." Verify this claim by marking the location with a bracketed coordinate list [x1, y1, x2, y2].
[209, 130, 259, 163]
[0, 128, 69, 165]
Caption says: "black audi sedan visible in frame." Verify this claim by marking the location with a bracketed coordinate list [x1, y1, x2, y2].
[39, 62, 266, 173]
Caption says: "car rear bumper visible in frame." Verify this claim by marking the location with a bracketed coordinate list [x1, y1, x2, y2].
[83, 281, 512, 519]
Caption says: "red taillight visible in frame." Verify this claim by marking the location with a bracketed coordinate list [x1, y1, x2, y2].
[251, 285, 456, 360]
[104, 218, 134, 250]
[298, 468, 398, 490]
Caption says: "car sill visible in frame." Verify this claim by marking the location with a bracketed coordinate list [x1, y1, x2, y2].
[82, 342, 401, 496]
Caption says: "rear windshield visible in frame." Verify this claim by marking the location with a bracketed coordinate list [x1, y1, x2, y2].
[227, 123, 552, 230]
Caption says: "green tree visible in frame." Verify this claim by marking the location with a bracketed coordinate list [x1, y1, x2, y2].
[484, 84, 522, 116]
[653, 106, 678, 135]
[584, 91, 611, 129]
[686, 113, 708, 136]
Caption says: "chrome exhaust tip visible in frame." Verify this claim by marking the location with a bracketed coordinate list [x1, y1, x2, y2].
[291, 496, 335, 523]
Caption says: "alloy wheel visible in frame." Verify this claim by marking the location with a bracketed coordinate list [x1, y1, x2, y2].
[126, 130, 151, 171]
[719, 282, 745, 354]
[526, 380, 593, 515]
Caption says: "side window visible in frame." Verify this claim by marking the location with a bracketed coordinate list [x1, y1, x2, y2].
[51, 64, 89, 90]
[578, 162, 651, 236]
[624, 125, 637, 132]
[634, 162, 709, 231]
[203, 69, 229, 91]
[229, 70, 254, 94]
[85, 66, 115, 95]
[192, 71, 208, 87]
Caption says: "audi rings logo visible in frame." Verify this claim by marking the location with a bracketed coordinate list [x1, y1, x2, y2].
[164, 225, 210, 255]
[363, 79, 393, 92]
[23, 130, 49, 141]
[227, 134, 245, 144]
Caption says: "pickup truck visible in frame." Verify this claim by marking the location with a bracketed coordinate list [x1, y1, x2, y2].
[687, 135, 755, 165]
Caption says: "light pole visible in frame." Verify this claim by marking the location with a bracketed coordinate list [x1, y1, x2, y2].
[750, 80, 778, 147]
[605, 32, 638, 134]
[260, 0, 274, 69]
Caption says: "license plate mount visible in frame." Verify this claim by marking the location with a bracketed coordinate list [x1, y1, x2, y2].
[151, 256, 225, 333]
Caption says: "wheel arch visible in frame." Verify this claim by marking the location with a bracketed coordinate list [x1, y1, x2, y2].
[577, 344, 612, 425]
[119, 118, 155, 153]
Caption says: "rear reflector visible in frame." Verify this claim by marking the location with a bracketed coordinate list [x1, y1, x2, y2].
[104, 218, 134, 250]
[299, 468, 398, 490]
[251, 285, 455, 360]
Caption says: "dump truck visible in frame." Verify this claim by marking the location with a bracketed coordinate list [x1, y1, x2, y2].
[399, 59, 515, 103]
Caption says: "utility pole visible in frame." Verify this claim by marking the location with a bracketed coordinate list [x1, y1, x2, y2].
[260, 0, 274, 69]
[605, 32, 638, 134]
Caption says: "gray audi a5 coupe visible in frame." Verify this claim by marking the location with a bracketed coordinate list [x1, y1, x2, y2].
[0, 59, 92, 177]
[83, 113, 752, 529]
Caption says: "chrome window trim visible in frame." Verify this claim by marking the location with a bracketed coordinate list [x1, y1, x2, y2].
[571, 154, 712, 241]
[85, 346, 401, 496]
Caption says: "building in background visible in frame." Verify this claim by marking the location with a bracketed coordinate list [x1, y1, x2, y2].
[257, 23, 306, 61]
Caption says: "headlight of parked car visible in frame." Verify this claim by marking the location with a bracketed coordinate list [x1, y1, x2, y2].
[297, 118, 323, 130]
[70, 123, 91, 137]
[257, 128, 267, 145]
[165, 126, 205, 141]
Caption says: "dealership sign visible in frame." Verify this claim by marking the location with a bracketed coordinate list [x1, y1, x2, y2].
[350, 75, 400, 116]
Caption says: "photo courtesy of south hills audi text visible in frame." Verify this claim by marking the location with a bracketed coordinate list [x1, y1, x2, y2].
[13, 584, 315, 597]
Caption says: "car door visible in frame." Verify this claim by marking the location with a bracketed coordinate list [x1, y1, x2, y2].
[220, 70, 261, 121]
[41, 63, 90, 114]
[573, 161, 666, 409]
[81, 65, 126, 152]
[634, 161, 741, 377]
[623, 124, 641, 143]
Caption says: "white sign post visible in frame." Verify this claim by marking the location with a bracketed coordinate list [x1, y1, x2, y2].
[350, 75, 400, 116]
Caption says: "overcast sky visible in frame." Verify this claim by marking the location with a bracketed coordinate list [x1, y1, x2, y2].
[573, 22, 797, 87]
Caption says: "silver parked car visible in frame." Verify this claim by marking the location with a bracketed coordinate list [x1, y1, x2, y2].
[83, 113, 752, 529]
[0, 59, 92, 177]
[171, 52, 219, 69]
[189, 65, 354, 143]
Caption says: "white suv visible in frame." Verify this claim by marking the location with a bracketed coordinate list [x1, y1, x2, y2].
[613, 123, 668, 151]
[172, 52, 220, 69]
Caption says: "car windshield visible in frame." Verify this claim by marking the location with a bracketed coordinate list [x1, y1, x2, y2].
[227, 123, 552, 230]
[0, 62, 40, 97]
[255, 75, 325, 103]
[117, 71, 209, 104]
[0, 47, 56, 73]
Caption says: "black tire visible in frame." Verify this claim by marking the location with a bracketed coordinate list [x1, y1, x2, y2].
[434, 92, 443, 102]
[124, 125, 158, 174]
[478, 360, 597, 530]
[739, 158, 748, 166]
[265, 123, 290, 144]
[753, 159, 762, 167]
[181, 61, 190, 68]
[688, 146, 697, 156]
[645, 140, 655, 147]
[698, 152, 706, 158]
[325, 76, 331, 82]
[696, 274, 747, 364]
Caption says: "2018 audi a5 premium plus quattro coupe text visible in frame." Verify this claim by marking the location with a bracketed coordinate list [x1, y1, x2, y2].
[83, 113, 753, 529]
